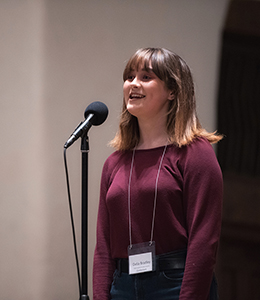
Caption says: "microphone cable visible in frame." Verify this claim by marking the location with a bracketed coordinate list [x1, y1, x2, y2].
[63, 147, 82, 298]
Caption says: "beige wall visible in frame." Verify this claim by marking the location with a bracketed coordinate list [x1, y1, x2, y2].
[0, 0, 229, 299]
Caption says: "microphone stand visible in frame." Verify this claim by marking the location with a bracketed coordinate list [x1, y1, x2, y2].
[80, 133, 90, 300]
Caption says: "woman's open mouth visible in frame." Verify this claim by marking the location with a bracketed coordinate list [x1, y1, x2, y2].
[129, 93, 145, 99]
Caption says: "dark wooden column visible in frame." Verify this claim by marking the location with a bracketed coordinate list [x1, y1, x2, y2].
[216, 1, 260, 299]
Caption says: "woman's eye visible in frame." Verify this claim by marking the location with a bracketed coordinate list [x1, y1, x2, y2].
[143, 74, 152, 80]
[127, 75, 134, 81]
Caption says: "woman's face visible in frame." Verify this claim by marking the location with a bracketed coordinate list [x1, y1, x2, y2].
[123, 62, 173, 122]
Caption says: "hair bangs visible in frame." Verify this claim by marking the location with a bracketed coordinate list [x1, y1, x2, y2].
[123, 48, 158, 81]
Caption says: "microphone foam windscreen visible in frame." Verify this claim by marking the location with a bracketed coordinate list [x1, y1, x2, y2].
[84, 101, 108, 126]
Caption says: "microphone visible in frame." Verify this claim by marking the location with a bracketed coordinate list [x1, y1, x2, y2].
[64, 101, 108, 149]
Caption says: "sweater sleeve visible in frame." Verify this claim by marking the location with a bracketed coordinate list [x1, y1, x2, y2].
[179, 140, 223, 300]
[93, 158, 116, 300]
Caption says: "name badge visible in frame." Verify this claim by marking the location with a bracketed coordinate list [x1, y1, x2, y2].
[128, 242, 156, 275]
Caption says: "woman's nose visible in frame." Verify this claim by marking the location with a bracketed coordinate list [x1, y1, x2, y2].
[130, 76, 141, 87]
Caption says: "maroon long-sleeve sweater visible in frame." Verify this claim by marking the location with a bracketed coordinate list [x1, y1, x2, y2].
[93, 137, 223, 300]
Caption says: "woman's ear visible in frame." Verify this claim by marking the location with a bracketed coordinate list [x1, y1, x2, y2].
[168, 91, 175, 101]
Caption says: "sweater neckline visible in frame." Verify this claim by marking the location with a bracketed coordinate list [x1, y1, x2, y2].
[134, 143, 174, 152]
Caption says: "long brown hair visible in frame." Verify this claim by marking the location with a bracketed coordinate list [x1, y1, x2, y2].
[110, 47, 222, 150]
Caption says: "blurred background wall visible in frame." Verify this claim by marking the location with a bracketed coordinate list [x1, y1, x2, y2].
[0, 0, 229, 299]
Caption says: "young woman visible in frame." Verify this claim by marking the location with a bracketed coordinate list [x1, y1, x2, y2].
[93, 47, 223, 300]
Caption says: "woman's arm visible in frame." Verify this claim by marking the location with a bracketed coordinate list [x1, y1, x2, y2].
[179, 139, 223, 300]
[93, 160, 116, 300]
